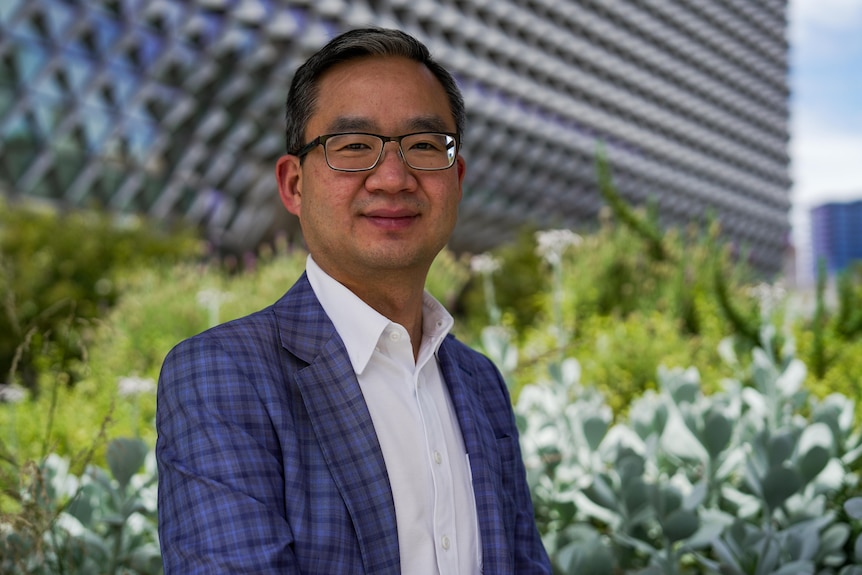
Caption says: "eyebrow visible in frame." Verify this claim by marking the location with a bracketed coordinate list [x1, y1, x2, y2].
[325, 114, 453, 134]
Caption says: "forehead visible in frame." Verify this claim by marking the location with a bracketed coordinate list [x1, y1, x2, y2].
[308, 56, 455, 135]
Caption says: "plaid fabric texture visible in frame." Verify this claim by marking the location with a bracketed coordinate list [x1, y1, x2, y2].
[156, 273, 551, 574]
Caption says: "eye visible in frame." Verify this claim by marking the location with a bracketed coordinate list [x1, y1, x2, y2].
[406, 134, 448, 152]
[328, 134, 379, 154]
[342, 141, 373, 151]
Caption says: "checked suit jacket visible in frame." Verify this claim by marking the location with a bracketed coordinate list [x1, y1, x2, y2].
[156, 273, 551, 574]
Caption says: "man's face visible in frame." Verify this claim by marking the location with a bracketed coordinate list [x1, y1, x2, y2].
[276, 56, 465, 288]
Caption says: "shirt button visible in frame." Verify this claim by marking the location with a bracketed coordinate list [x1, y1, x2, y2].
[433, 450, 442, 464]
[441, 535, 451, 550]
[389, 331, 400, 341]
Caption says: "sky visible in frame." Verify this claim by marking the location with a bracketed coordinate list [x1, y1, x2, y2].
[788, 0, 862, 283]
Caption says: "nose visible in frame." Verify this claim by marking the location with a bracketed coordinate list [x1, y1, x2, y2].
[366, 141, 415, 191]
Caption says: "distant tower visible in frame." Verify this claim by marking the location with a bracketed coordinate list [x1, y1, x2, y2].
[810, 199, 862, 275]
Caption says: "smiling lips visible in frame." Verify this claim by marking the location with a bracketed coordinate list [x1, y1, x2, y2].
[363, 208, 420, 230]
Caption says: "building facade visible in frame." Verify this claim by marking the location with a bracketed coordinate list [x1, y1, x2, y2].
[811, 200, 862, 276]
[0, 0, 792, 272]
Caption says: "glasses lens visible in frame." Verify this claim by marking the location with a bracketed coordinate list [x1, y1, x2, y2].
[402, 133, 456, 170]
[324, 134, 383, 171]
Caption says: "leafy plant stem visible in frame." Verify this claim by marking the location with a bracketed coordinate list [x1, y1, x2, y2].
[482, 270, 501, 326]
[756, 525, 775, 575]
[109, 521, 124, 575]
[811, 259, 828, 379]
[41, 362, 62, 460]
[664, 538, 679, 575]
[551, 259, 567, 354]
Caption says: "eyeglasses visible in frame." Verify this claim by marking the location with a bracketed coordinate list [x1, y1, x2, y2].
[293, 132, 459, 172]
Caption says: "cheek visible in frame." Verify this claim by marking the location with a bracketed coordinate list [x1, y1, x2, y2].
[302, 182, 354, 232]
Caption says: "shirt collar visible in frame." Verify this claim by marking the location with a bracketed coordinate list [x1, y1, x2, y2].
[305, 255, 454, 375]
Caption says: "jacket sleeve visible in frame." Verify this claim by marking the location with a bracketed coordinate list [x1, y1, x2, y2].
[155, 333, 300, 574]
[505, 388, 553, 574]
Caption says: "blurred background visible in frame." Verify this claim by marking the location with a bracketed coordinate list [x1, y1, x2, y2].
[789, 0, 862, 287]
[2, 0, 857, 286]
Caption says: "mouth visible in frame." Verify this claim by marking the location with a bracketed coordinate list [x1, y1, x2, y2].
[363, 208, 420, 230]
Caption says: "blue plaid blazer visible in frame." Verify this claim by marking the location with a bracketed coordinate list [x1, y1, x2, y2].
[156, 273, 551, 574]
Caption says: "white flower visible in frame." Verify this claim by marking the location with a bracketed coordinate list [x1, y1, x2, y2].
[470, 253, 501, 275]
[746, 281, 786, 316]
[197, 288, 234, 327]
[535, 229, 583, 265]
[196, 288, 233, 307]
[118, 376, 156, 397]
[0, 384, 26, 403]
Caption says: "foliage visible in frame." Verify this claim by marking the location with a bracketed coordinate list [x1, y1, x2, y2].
[457, 227, 549, 338]
[0, 199, 200, 391]
[845, 497, 862, 568]
[516, 328, 862, 574]
[466, 222, 748, 412]
[794, 262, 862, 411]
[0, 437, 160, 575]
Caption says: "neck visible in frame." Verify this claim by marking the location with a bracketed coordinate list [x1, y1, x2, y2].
[322, 263, 429, 360]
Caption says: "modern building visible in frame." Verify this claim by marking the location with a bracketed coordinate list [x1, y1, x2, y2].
[810, 199, 862, 276]
[0, 0, 792, 272]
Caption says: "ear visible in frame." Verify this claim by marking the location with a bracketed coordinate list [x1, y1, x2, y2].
[455, 154, 466, 201]
[275, 154, 303, 216]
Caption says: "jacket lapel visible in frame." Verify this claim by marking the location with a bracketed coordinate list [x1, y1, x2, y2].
[438, 339, 512, 575]
[275, 275, 400, 574]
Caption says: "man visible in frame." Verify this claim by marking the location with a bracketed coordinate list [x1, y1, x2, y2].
[156, 27, 551, 574]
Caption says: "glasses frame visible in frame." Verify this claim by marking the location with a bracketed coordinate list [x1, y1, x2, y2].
[293, 131, 460, 172]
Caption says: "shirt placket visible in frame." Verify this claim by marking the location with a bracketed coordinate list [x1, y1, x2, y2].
[414, 337, 460, 574]
[380, 321, 468, 575]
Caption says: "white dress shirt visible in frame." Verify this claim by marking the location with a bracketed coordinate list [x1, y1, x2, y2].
[306, 255, 482, 575]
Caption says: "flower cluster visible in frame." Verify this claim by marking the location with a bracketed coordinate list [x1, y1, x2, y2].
[0, 384, 26, 403]
[746, 281, 787, 318]
[117, 376, 156, 397]
[535, 229, 583, 266]
[469, 253, 501, 275]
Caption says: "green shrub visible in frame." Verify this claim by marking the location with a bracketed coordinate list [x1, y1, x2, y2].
[0, 199, 200, 392]
[517, 329, 862, 574]
[457, 227, 549, 339]
[464, 219, 758, 414]
[0, 437, 160, 575]
[793, 263, 862, 412]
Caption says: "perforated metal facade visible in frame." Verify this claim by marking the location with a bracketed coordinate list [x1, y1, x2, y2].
[0, 0, 791, 272]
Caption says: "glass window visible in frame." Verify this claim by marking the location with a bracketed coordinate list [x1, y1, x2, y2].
[31, 94, 68, 136]
[43, 0, 76, 39]
[15, 41, 49, 86]
[0, 0, 25, 25]
[127, 121, 156, 164]
[1, 116, 39, 183]
[0, 85, 14, 116]
[64, 55, 96, 93]
[93, 13, 123, 54]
